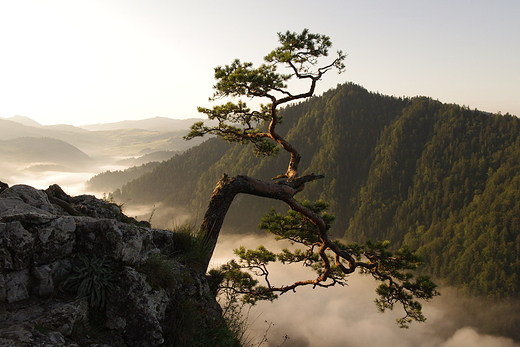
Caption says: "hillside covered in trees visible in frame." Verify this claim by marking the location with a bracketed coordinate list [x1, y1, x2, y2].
[112, 82, 520, 299]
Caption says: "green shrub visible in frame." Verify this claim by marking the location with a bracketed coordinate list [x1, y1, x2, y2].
[169, 225, 212, 272]
[62, 254, 114, 309]
[140, 253, 178, 291]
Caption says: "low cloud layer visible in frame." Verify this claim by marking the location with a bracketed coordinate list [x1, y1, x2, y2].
[0, 162, 98, 196]
[212, 234, 520, 347]
[126, 202, 194, 230]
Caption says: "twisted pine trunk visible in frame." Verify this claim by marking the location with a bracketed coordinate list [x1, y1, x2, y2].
[198, 173, 323, 271]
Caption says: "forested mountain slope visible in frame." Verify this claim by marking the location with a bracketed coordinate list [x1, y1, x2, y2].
[346, 97, 520, 298]
[112, 83, 520, 298]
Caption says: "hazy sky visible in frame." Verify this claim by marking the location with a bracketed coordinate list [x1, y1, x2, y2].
[1, 0, 519, 126]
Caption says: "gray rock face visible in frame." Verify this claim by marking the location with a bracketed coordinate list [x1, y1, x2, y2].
[0, 184, 60, 214]
[105, 267, 169, 346]
[0, 184, 224, 347]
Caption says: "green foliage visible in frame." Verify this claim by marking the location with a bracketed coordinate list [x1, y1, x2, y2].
[259, 200, 335, 245]
[218, 299, 251, 347]
[211, 59, 290, 99]
[212, 202, 438, 327]
[86, 161, 162, 192]
[62, 254, 114, 309]
[163, 296, 241, 347]
[140, 253, 178, 290]
[359, 241, 439, 328]
[112, 137, 231, 209]
[265, 29, 346, 73]
[186, 102, 278, 157]
[347, 102, 520, 298]
[218, 258, 278, 305]
[169, 225, 214, 272]
[113, 83, 404, 229]
[183, 29, 346, 159]
[35, 324, 52, 335]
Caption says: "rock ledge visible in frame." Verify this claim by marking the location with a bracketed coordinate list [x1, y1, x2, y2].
[0, 183, 223, 347]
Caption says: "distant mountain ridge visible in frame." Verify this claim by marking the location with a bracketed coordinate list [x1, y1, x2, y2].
[0, 137, 93, 169]
[2, 115, 44, 127]
[79, 116, 215, 131]
[0, 115, 209, 162]
[0, 115, 210, 192]
[1, 115, 215, 133]
[0, 116, 89, 133]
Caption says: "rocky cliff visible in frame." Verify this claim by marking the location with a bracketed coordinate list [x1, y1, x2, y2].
[0, 183, 231, 346]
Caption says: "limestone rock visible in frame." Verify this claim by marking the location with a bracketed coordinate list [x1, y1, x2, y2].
[0, 184, 226, 346]
[0, 181, 8, 194]
[0, 184, 59, 214]
[105, 267, 169, 346]
[0, 221, 34, 271]
[0, 321, 78, 347]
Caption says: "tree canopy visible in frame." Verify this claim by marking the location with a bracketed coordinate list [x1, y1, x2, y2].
[185, 29, 438, 328]
[186, 29, 346, 178]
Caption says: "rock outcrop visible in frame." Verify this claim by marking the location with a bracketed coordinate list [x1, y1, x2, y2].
[0, 183, 227, 346]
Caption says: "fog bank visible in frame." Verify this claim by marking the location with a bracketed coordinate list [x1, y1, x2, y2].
[0, 162, 101, 196]
[212, 234, 520, 347]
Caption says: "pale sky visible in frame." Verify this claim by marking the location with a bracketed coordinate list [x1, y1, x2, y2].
[1, 0, 519, 126]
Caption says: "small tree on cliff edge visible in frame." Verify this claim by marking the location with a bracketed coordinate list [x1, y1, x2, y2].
[185, 29, 439, 327]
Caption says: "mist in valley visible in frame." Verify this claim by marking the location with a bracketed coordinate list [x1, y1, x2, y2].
[0, 161, 126, 197]
[211, 234, 520, 347]
[1, 163, 97, 196]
